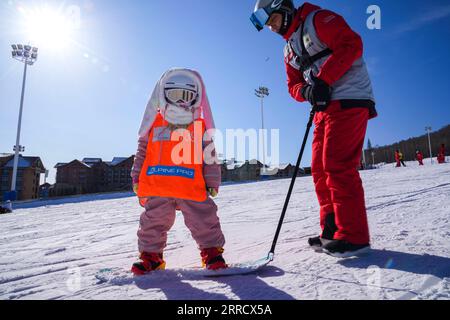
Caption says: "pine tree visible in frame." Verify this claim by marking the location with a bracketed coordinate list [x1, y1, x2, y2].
[367, 139, 373, 151]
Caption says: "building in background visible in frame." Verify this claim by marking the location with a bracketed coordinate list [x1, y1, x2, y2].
[104, 157, 135, 191]
[221, 160, 263, 183]
[0, 154, 46, 201]
[220, 160, 309, 183]
[53, 156, 134, 197]
[270, 164, 300, 178]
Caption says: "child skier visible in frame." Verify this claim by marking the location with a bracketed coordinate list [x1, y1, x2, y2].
[415, 150, 424, 166]
[130, 68, 227, 276]
[395, 150, 406, 167]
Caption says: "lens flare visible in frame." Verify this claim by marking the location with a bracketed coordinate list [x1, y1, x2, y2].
[18, 5, 78, 51]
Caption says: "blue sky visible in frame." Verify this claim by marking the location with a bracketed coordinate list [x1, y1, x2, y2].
[1, 0, 450, 183]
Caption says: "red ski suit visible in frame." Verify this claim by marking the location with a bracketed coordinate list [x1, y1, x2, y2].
[438, 145, 446, 164]
[285, 3, 376, 244]
[416, 152, 424, 166]
[395, 151, 401, 167]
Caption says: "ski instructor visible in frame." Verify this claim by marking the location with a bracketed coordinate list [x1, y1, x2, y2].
[250, 1, 377, 257]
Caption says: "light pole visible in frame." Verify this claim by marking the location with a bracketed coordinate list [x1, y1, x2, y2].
[255, 87, 269, 175]
[10, 44, 38, 199]
[425, 126, 433, 164]
[362, 148, 366, 169]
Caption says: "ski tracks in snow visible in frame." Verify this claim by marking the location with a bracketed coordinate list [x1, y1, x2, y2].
[0, 162, 449, 300]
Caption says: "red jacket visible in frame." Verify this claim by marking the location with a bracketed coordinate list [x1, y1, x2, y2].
[285, 3, 364, 103]
[416, 152, 423, 161]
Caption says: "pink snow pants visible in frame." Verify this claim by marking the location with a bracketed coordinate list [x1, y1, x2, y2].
[137, 197, 226, 253]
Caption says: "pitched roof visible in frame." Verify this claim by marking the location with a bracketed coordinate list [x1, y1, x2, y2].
[82, 158, 102, 164]
[56, 157, 133, 169]
[54, 163, 68, 168]
[278, 163, 292, 170]
[4, 157, 31, 168]
[110, 157, 128, 165]
[226, 162, 246, 170]
[0, 153, 13, 158]
[3, 155, 46, 171]
[0, 154, 14, 166]
[56, 160, 91, 169]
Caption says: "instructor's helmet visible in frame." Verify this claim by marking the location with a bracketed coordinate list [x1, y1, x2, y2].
[250, 0, 296, 35]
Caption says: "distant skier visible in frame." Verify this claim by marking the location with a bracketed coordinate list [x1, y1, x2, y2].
[437, 144, 446, 164]
[395, 150, 406, 167]
[130, 68, 227, 275]
[395, 151, 401, 167]
[399, 152, 406, 167]
[250, 1, 377, 257]
[359, 159, 365, 171]
[415, 150, 424, 166]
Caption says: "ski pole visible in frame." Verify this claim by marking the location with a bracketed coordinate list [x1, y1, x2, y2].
[268, 109, 316, 260]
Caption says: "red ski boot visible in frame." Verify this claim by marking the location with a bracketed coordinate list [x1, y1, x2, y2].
[201, 247, 228, 270]
[131, 252, 166, 276]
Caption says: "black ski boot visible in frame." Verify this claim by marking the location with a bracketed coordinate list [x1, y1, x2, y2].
[308, 236, 334, 252]
[308, 213, 337, 252]
[322, 240, 371, 258]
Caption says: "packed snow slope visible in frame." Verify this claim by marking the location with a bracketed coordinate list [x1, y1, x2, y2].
[0, 161, 449, 300]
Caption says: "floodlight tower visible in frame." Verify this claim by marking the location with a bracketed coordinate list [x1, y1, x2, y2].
[425, 126, 433, 165]
[255, 87, 269, 174]
[10, 44, 38, 198]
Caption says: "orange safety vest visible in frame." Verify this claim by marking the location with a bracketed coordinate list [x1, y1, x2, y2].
[138, 113, 208, 203]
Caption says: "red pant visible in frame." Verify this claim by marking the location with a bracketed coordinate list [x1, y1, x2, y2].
[311, 102, 370, 245]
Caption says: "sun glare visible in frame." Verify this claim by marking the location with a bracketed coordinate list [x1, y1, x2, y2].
[18, 5, 77, 51]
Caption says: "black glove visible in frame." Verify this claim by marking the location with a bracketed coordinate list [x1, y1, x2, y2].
[301, 74, 332, 112]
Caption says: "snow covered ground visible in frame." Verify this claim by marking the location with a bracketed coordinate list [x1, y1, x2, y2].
[0, 161, 449, 300]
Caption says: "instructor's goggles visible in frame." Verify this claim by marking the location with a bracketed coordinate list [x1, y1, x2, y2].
[165, 88, 198, 106]
[250, 8, 270, 31]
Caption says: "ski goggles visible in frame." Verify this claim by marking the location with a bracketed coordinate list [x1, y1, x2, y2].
[165, 88, 198, 106]
[250, 8, 270, 31]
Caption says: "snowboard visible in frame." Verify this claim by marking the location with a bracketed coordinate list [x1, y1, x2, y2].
[95, 256, 272, 284]
[201, 255, 272, 278]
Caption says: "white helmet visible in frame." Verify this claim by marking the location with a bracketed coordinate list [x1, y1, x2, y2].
[160, 71, 202, 125]
[163, 73, 199, 107]
[138, 68, 216, 137]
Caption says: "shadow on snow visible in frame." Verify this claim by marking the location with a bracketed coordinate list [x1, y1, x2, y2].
[119, 266, 295, 300]
[339, 249, 450, 279]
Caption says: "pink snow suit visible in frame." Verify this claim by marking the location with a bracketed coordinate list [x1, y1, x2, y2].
[131, 68, 225, 253]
